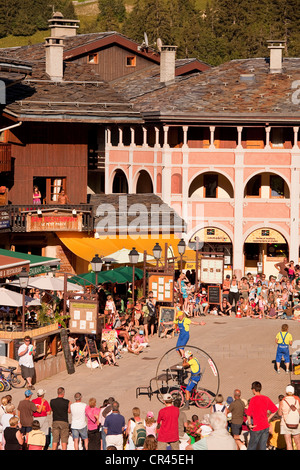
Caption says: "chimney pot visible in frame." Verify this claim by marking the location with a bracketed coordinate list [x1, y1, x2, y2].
[160, 45, 177, 84]
[48, 11, 80, 37]
[267, 40, 285, 74]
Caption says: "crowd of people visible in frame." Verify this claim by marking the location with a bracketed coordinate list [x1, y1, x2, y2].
[178, 262, 300, 321]
[0, 380, 299, 451]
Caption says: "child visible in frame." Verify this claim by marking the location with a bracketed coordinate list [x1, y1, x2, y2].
[275, 323, 293, 374]
[26, 420, 46, 450]
[144, 411, 157, 437]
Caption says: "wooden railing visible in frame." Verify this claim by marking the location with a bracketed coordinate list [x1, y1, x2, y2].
[2, 204, 94, 232]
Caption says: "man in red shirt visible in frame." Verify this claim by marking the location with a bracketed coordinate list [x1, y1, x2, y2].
[246, 381, 277, 450]
[157, 393, 179, 450]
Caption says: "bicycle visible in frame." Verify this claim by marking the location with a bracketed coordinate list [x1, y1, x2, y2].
[0, 366, 26, 391]
[169, 382, 213, 409]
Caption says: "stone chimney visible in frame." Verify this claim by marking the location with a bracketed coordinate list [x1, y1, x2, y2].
[48, 11, 80, 37]
[267, 40, 285, 74]
[45, 36, 64, 81]
[160, 45, 177, 84]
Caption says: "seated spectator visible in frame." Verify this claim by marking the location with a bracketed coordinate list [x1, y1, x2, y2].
[134, 329, 149, 348]
[99, 340, 119, 366]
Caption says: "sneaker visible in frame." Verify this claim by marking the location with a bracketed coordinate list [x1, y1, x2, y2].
[182, 402, 190, 410]
[277, 370, 280, 374]
[286, 370, 289, 374]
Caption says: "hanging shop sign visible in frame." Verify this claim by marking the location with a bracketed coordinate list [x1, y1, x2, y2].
[245, 229, 286, 244]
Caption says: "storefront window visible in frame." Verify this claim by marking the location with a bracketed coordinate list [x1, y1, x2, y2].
[267, 244, 288, 257]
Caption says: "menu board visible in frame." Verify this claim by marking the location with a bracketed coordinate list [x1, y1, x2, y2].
[200, 257, 224, 284]
[208, 285, 221, 305]
[157, 307, 176, 337]
[69, 300, 99, 335]
[148, 273, 174, 303]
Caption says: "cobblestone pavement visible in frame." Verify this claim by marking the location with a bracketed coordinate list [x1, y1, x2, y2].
[6, 317, 300, 424]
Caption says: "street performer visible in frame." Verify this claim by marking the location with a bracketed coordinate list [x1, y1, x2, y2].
[182, 350, 201, 410]
[174, 311, 205, 358]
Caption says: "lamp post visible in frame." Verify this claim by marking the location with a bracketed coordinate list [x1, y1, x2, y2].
[153, 242, 162, 270]
[91, 254, 104, 287]
[177, 238, 186, 272]
[129, 247, 139, 303]
[19, 267, 29, 332]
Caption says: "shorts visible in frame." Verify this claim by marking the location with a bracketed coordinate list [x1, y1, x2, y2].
[20, 365, 34, 379]
[280, 420, 300, 435]
[147, 315, 156, 326]
[52, 421, 69, 444]
[231, 423, 243, 436]
[71, 426, 88, 440]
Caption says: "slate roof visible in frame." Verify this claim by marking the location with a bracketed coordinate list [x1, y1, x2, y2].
[110, 57, 300, 123]
[90, 193, 186, 234]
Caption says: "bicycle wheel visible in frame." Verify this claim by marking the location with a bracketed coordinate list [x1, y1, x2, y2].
[193, 389, 213, 409]
[11, 373, 26, 389]
[170, 389, 185, 408]
[155, 345, 220, 405]
[0, 380, 5, 392]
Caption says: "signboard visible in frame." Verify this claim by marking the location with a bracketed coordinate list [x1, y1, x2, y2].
[26, 212, 82, 232]
[245, 229, 286, 244]
[158, 306, 176, 337]
[0, 210, 10, 230]
[69, 300, 99, 335]
[208, 285, 221, 305]
[148, 273, 174, 303]
[191, 227, 231, 243]
[200, 257, 224, 284]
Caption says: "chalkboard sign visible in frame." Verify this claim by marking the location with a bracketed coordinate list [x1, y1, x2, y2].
[84, 337, 102, 368]
[157, 306, 176, 337]
[208, 285, 221, 305]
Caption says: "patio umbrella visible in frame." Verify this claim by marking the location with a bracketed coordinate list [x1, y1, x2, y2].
[10, 276, 82, 292]
[70, 266, 144, 286]
[69, 271, 107, 287]
[0, 288, 41, 307]
[103, 248, 154, 264]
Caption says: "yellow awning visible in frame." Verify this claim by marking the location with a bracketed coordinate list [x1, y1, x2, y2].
[57, 232, 197, 267]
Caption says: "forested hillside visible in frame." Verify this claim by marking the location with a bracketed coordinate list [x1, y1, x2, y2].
[0, 0, 299, 66]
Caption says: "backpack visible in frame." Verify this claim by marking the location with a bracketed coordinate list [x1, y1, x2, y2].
[132, 421, 146, 448]
[283, 398, 300, 429]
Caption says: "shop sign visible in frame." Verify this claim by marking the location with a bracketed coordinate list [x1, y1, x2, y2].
[0, 210, 10, 230]
[191, 228, 231, 243]
[245, 229, 286, 244]
[27, 212, 82, 232]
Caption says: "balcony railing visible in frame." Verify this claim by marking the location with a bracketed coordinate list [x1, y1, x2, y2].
[0, 144, 11, 172]
[2, 204, 94, 232]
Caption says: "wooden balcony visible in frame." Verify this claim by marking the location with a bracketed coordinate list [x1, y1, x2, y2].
[0, 144, 11, 172]
[2, 204, 94, 232]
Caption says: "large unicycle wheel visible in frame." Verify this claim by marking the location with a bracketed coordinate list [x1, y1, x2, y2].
[155, 345, 220, 407]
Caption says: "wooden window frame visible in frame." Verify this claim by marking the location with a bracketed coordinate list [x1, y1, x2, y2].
[88, 53, 98, 64]
[126, 56, 136, 67]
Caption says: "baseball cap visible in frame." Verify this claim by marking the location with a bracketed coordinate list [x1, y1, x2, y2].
[163, 393, 173, 402]
[37, 389, 46, 396]
[286, 385, 295, 394]
[25, 389, 33, 397]
[146, 411, 154, 418]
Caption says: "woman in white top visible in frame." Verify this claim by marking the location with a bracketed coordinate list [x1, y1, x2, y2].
[278, 385, 300, 450]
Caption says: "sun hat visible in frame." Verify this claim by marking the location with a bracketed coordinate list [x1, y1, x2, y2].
[163, 393, 173, 402]
[185, 350, 193, 359]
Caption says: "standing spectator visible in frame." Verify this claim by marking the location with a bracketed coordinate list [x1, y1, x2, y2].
[50, 387, 70, 451]
[85, 397, 101, 450]
[70, 392, 88, 451]
[186, 412, 237, 450]
[125, 406, 142, 450]
[99, 397, 114, 450]
[278, 384, 300, 450]
[32, 389, 51, 449]
[145, 291, 157, 337]
[0, 403, 17, 448]
[229, 275, 239, 313]
[275, 323, 293, 374]
[174, 398, 189, 450]
[227, 389, 246, 449]
[275, 257, 288, 280]
[18, 335, 36, 390]
[103, 401, 125, 450]
[246, 381, 278, 450]
[222, 275, 231, 300]
[17, 389, 40, 435]
[157, 393, 180, 450]
[3, 416, 24, 450]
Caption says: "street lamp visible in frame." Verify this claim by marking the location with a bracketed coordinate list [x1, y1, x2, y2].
[177, 238, 186, 272]
[91, 254, 104, 286]
[19, 267, 29, 331]
[153, 243, 162, 269]
[129, 247, 139, 303]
